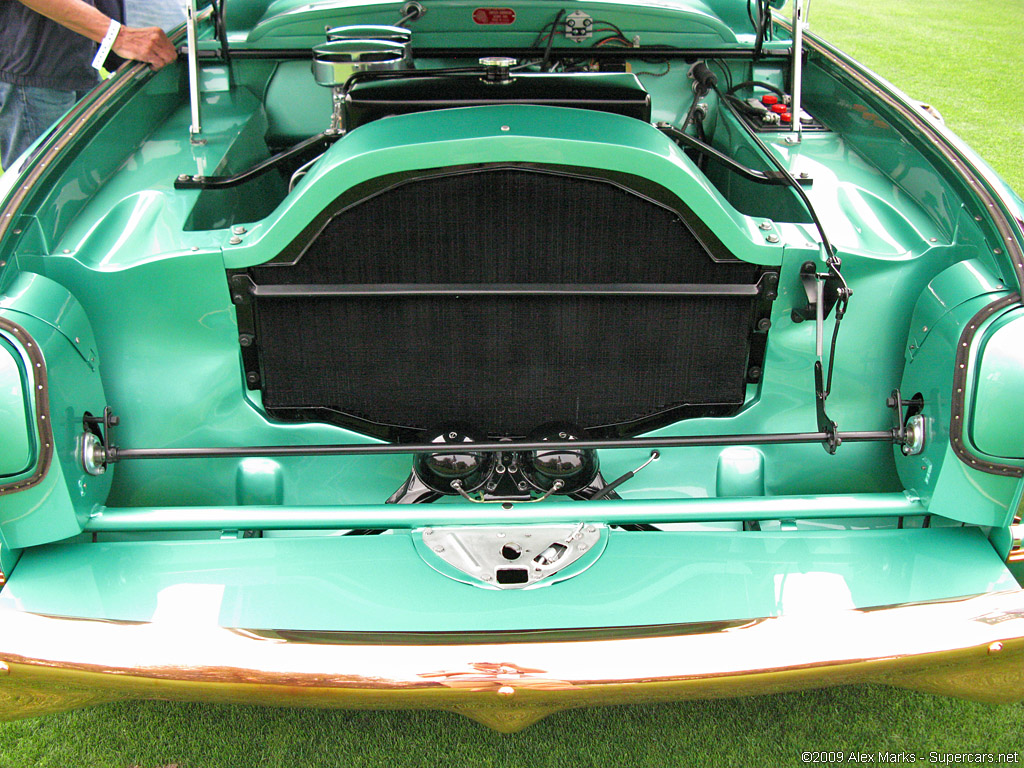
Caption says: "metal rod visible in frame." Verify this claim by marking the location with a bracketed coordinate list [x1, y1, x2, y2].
[252, 283, 762, 298]
[189, 48, 793, 62]
[790, 0, 803, 142]
[83, 493, 925, 531]
[186, 0, 202, 141]
[174, 133, 334, 189]
[657, 124, 788, 185]
[108, 430, 896, 462]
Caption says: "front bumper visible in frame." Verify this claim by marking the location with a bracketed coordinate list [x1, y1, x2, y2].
[2, 590, 1023, 731]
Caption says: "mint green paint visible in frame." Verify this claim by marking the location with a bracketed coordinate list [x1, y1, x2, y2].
[715, 447, 766, 497]
[1, 527, 1014, 630]
[83, 493, 926, 531]
[222, 104, 783, 269]
[237, 0, 744, 50]
[0, 278, 110, 549]
[0, 336, 34, 478]
[897, 270, 1020, 526]
[0, 0, 1016, 558]
[971, 309, 1024, 460]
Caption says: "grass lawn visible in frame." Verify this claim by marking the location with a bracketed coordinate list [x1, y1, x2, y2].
[1, 2, 1023, 767]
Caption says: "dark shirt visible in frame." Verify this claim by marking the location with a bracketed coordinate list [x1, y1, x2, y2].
[0, 0, 125, 91]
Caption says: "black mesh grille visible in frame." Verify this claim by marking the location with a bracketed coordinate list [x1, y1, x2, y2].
[244, 168, 765, 438]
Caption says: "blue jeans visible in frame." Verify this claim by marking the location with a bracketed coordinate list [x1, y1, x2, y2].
[0, 82, 87, 171]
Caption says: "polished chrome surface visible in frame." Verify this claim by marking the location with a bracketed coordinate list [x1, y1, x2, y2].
[77, 433, 106, 476]
[311, 39, 409, 88]
[902, 415, 926, 456]
[1, 591, 1023, 731]
[418, 523, 604, 589]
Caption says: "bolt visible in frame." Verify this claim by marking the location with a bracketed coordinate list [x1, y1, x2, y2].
[500, 125, 510, 132]
[517, 481, 528, 491]
[798, 171, 810, 179]
[12, 229, 20, 235]
[559, 432, 568, 439]
[63, 249, 71, 254]
[423, 527, 433, 535]
[229, 235, 242, 245]
[587, 526, 596, 533]
[231, 225, 247, 235]
[748, 366, 762, 379]
[177, 174, 190, 181]
[759, 221, 772, 231]
[766, 234, 780, 244]
[433, 545, 445, 553]
[232, 294, 244, 304]
[239, 334, 253, 347]
[246, 372, 259, 385]
[757, 318, 771, 331]
[448, 431, 458, 439]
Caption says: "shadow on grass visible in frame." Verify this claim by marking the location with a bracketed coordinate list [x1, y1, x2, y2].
[0, 686, 1020, 768]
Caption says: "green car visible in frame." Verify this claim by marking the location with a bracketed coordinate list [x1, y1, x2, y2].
[1, 0, 1023, 732]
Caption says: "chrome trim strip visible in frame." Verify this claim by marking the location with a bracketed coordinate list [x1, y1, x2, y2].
[0, 590, 1022, 731]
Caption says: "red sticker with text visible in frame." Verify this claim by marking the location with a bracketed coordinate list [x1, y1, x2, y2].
[473, 7, 516, 24]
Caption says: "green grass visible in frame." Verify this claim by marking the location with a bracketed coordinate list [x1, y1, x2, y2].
[0, 686, 1020, 768]
[2, 2, 1023, 766]
[806, 0, 1024, 193]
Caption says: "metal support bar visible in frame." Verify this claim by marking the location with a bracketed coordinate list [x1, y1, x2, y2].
[83, 493, 926, 531]
[790, 0, 804, 141]
[175, 133, 336, 189]
[186, 0, 202, 143]
[252, 282, 763, 298]
[657, 124, 789, 185]
[106, 430, 897, 463]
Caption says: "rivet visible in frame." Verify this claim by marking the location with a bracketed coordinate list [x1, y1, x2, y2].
[433, 545, 445, 553]
[500, 125, 510, 132]
[229, 235, 242, 245]
[759, 221, 773, 231]
[497, 686, 515, 696]
[989, 641, 1004, 653]
[766, 234, 780, 243]
[232, 225, 247, 235]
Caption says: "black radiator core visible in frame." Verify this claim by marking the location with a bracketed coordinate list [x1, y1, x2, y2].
[240, 167, 769, 439]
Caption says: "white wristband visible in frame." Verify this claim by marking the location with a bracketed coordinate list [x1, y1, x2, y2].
[91, 19, 122, 71]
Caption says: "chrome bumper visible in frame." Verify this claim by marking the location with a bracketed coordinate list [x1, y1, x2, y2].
[1, 591, 1023, 732]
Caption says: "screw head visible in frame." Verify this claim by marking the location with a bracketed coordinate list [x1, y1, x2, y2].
[766, 234, 780, 244]
[229, 235, 242, 245]
[759, 221, 772, 231]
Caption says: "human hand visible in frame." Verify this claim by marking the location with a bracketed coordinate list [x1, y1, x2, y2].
[113, 25, 177, 70]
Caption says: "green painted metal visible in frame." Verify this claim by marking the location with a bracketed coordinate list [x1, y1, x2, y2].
[971, 310, 1024, 460]
[0, 336, 34, 478]
[1, 527, 1014, 630]
[0, 0, 1018, 648]
[83, 492, 927, 531]
[0, 276, 110, 550]
[225, 0, 780, 49]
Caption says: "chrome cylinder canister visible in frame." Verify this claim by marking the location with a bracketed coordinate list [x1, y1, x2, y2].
[312, 27, 413, 132]
[313, 26, 412, 87]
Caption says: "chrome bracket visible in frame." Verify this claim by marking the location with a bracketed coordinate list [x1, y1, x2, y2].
[417, 523, 606, 589]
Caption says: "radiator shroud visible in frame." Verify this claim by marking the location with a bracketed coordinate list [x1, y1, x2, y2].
[232, 165, 775, 440]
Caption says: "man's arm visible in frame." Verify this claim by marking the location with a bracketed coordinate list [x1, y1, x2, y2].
[17, 0, 178, 70]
